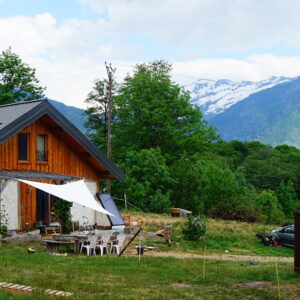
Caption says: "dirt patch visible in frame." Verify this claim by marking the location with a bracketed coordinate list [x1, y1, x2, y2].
[281, 284, 299, 292]
[234, 281, 272, 288]
[1, 287, 30, 296]
[231, 248, 253, 254]
[145, 251, 293, 263]
[170, 283, 200, 289]
[233, 282, 299, 299]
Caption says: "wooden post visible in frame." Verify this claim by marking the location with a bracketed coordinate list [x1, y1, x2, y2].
[124, 193, 127, 211]
[294, 212, 300, 274]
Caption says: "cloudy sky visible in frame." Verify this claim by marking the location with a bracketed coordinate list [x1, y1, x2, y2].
[1, 0, 300, 108]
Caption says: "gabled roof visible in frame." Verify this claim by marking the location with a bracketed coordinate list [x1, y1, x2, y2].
[0, 99, 125, 181]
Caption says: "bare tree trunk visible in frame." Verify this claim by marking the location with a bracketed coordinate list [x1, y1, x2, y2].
[105, 62, 115, 194]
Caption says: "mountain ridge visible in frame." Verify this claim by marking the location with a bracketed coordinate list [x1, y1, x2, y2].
[207, 77, 300, 147]
[186, 76, 294, 116]
[49, 99, 88, 133]
[49, 75, 300, 148]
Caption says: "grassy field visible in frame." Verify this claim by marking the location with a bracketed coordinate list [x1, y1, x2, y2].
[128, 212, 294, 257]
[0, 214, 297, 299]
[0, 242, 299, 300]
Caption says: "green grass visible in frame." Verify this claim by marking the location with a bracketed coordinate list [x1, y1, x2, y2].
[127, 212, 294, 257]
[172, 220, 294, 257]
[0, 214, 296, 299]
[0, 242, 299, 299]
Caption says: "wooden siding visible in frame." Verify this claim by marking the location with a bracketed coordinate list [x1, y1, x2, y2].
[20, 182, 36, 229]
[0, 117, 103, 180]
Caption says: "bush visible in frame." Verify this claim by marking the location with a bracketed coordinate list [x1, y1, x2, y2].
[209, 200, 260, 223]
[0, 201, 8, 237]
[255, 190, 285, 224]
[52, 197, 72, 234]
[148, 190, 171, 213]
[0, 224, 7, 237]
[182, 215, 206, 241]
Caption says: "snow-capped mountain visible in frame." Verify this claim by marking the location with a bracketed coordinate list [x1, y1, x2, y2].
[186, 76, 294, 115]
[208, 76, 300, 147]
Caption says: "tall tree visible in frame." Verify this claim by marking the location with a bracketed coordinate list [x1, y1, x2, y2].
[0, 48, 45, 104]
[105, 63, 116, 193]
[113, 60, 217, 161]
[84, 78, 117, 153]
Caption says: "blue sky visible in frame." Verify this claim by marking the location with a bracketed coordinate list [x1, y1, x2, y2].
[0, 0, 300, 108]
[0, 0, 100, 21]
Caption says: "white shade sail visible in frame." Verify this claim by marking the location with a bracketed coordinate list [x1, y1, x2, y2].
[17, 179, 114, 216]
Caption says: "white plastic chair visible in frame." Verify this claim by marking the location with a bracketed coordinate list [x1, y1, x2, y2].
[80, 235, 99, 256]
[95, 235, 111, 256]
[110, 235, 126, 255]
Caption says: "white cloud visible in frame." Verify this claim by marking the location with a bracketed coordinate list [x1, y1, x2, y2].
[0, 13, 115, 108]
[39, 54, 300, 109]
[173, 55, 300, 84]
[1, 4, 300, 109]
[32, 58, 133, 109]
[78, 0, 300, 51]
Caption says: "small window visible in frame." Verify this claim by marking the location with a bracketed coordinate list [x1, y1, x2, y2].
[286, 227, 295, 234]
[37, 135, 47, 161]
[18, 133, 29, 161]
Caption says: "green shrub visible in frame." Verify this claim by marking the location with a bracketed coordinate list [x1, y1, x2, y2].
[255, 190, 285, 224]
[52, 197, 72, 234]
[0, 224, 7, 237]
[182, 215, 206, 241]
[0, 200, 8, 238]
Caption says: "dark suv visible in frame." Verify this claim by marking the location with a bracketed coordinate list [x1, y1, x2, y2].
[271, 225, 294, 247]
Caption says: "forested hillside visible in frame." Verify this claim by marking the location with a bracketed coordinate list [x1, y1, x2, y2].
[49, 99, 87, 133]
[84, 61, 300, 225]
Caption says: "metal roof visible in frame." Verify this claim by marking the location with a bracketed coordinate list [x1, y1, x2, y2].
[0, 100, 43, 130]
[0, 99, 125, 181]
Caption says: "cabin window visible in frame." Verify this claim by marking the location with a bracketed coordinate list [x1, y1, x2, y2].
[37, 135, 47, 161]
[18, 133, 29, 161]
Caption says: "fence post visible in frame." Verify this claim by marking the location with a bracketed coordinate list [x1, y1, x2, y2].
[294, 212, 300, 274]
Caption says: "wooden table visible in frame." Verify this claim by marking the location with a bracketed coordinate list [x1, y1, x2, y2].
[53, 235, 90, 254]
[74, 235, 88, 254]
[43, 240, 75, 253]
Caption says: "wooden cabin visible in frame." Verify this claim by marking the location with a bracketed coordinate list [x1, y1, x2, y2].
[0, 100, 124, 231]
